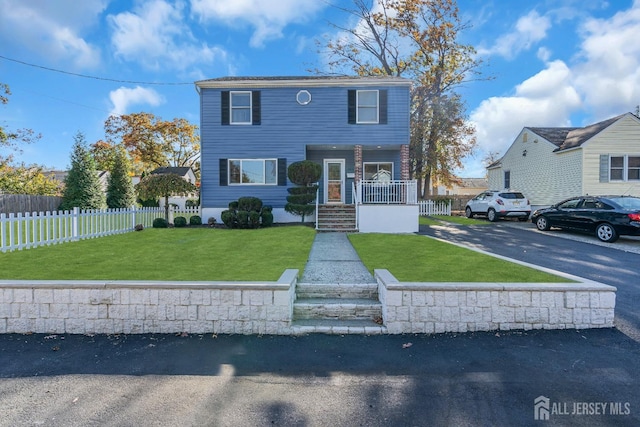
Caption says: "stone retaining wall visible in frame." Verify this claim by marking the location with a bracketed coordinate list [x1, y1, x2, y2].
[375, 269, 616, 334]
[0, 270, 297, 335]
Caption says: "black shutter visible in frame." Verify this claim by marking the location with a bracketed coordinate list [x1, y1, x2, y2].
[348, 90, 356, 124]
[252, 91, 261, 125]
[379, 90, 387, 124]
[219, 158, 228, 186]
[599, 154, 609, 183]
[278, 158, 287, 186]
[221, 92, 230, 125]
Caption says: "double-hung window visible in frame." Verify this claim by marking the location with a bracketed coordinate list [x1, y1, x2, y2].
[230, 91, 252, 124]
[610, 155, 640, 181]
[229, 159, 277, 185]
[357, 90, 379, 123]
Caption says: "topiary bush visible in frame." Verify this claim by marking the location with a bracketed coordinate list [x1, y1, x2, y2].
[220, 197, 272, 228]
[153, 217, 168, 228]
[174, 216, 187, 227]
[285, 160, 321, 222]
[189, 215, 202, 225]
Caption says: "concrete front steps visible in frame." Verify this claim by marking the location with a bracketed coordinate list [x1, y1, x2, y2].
[316, 204, 357, 232]
[291, 283, 386, 334]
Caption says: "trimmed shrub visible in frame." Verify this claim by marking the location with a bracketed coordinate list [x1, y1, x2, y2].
[134, 224, 144, 231]
[174, 216, 187, 227]
[236, 210, 249, 228]
[221, 210, 235, 228]
[261, 211, 274, 227]
[207, 217, 217, 227]
[285, 160, 321, 222]
[153, 217, 168, 228]
[248, 211, 261, 228]
[228, 201, 239, 210]
[189, 215, 202, 225]
[286, 193, 316, 205]
[262, 205, 273, 213]
[238, 196, 262, 212]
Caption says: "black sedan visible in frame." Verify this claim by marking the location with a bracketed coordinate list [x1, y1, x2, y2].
[531, 195, 640, 243]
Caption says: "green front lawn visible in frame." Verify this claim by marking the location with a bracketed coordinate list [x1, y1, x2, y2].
[0, 226, 316, 281]
[348, 233, 573, 283]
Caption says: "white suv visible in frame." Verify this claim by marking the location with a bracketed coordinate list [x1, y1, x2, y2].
[465, 190, 531, 222]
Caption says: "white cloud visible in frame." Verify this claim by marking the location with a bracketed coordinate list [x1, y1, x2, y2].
[0, 0, 105, 68]
[190, 0, 327, 48]
[572, 2, 640, 118]
[470, 60, 581, 157]
[477, 10, 551, 59]
[108, 0, 227, 71]
[108, 86, 165, 116]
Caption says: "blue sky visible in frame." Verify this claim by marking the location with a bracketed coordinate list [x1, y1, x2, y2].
[1, 0, 639, 178]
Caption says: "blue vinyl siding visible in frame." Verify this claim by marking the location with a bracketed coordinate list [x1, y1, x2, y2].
[199, 82, 409, 209]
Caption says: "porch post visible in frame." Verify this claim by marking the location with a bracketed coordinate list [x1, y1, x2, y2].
[400, 144, 410, 180]
[354, 145, 363, 183]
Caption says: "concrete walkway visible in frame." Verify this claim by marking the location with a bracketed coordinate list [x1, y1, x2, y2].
[300, 233, 375, 284]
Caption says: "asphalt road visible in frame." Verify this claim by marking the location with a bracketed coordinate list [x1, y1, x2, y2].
[0, 223, 639, 427]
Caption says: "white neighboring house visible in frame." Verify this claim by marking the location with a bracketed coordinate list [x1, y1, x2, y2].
[149, 167, 198, 210]
[487, 112, 640, 210]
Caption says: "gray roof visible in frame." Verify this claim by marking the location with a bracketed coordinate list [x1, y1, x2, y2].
[527, 113, 627, 152]
[195, 75, 411, 88]
[150, 167, 193, 176]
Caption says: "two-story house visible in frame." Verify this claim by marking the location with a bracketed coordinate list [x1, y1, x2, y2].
[195, 76, 418, 232]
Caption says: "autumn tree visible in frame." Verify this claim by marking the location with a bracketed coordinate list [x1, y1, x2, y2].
[104, 113, 200, 177]
[1, 83, 41, 166]
[319, 0, 482, 197]
[90, 140, 120, 172]
[0, 163, 61, 196]
[136, 173, 197, 222]
[106, 147, 136, 208]
[60, 132, 105, 210]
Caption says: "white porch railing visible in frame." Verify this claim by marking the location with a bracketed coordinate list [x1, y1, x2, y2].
[418, 200, 452, 216]
[0, 206, 163, 253]
[355, 180, 418, 205]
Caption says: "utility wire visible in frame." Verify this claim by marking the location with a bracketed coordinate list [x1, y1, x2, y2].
[0, 54, 192, 86]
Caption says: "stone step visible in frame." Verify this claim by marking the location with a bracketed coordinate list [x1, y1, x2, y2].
[290, 319, 386, 335]
[296, 283, 378, 299]
[293, 298, 382, 320]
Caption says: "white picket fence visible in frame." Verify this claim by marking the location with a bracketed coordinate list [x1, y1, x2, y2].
[0, 206, 164, 253]
[418, 200, 452, 216]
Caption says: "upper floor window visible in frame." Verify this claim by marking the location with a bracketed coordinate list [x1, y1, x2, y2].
[221, 91, 261, 125]
[357, 90, 379, 123]
[348, 89, 387, 125]
[610, 155, 640, 181]
[504, 170, 511, 189]
[230, 92, 251, 124]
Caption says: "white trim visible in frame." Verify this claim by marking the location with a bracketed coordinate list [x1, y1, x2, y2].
[230, 91, 252, 125]
[296, 90, 312, 105]
[609, 154, 640, 182]
[324, 159, 345, 203]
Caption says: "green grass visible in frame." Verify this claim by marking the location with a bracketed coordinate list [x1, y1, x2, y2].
[348, 233, 573, 283]
[420, 215, 489, 226]
[0, 226, 316, 281]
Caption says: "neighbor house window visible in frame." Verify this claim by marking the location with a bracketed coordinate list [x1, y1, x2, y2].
[504, 170, 511, 189]
[230, 91, 252, 124]
[357, 90, 379, 123]
[610, 155, 640, 181]
[364, 162, 393, 182]
[229, 159, 277, 185]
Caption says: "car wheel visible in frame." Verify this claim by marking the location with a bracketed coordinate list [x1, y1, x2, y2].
[535, 216, 550, 231]
[596, 223, 619, 243]
[487, 208, 498, 222]
[465, 207, 474, 218]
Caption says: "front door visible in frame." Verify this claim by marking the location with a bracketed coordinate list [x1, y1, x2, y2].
[324, 159, 345, 203]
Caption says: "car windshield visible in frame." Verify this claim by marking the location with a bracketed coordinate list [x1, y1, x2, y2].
[499, 192, 525, 199]
[608, 197, 640, 210]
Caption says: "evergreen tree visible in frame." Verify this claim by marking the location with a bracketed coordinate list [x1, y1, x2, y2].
[60, 132, 105, 210]
[106, 147, 135, 208]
